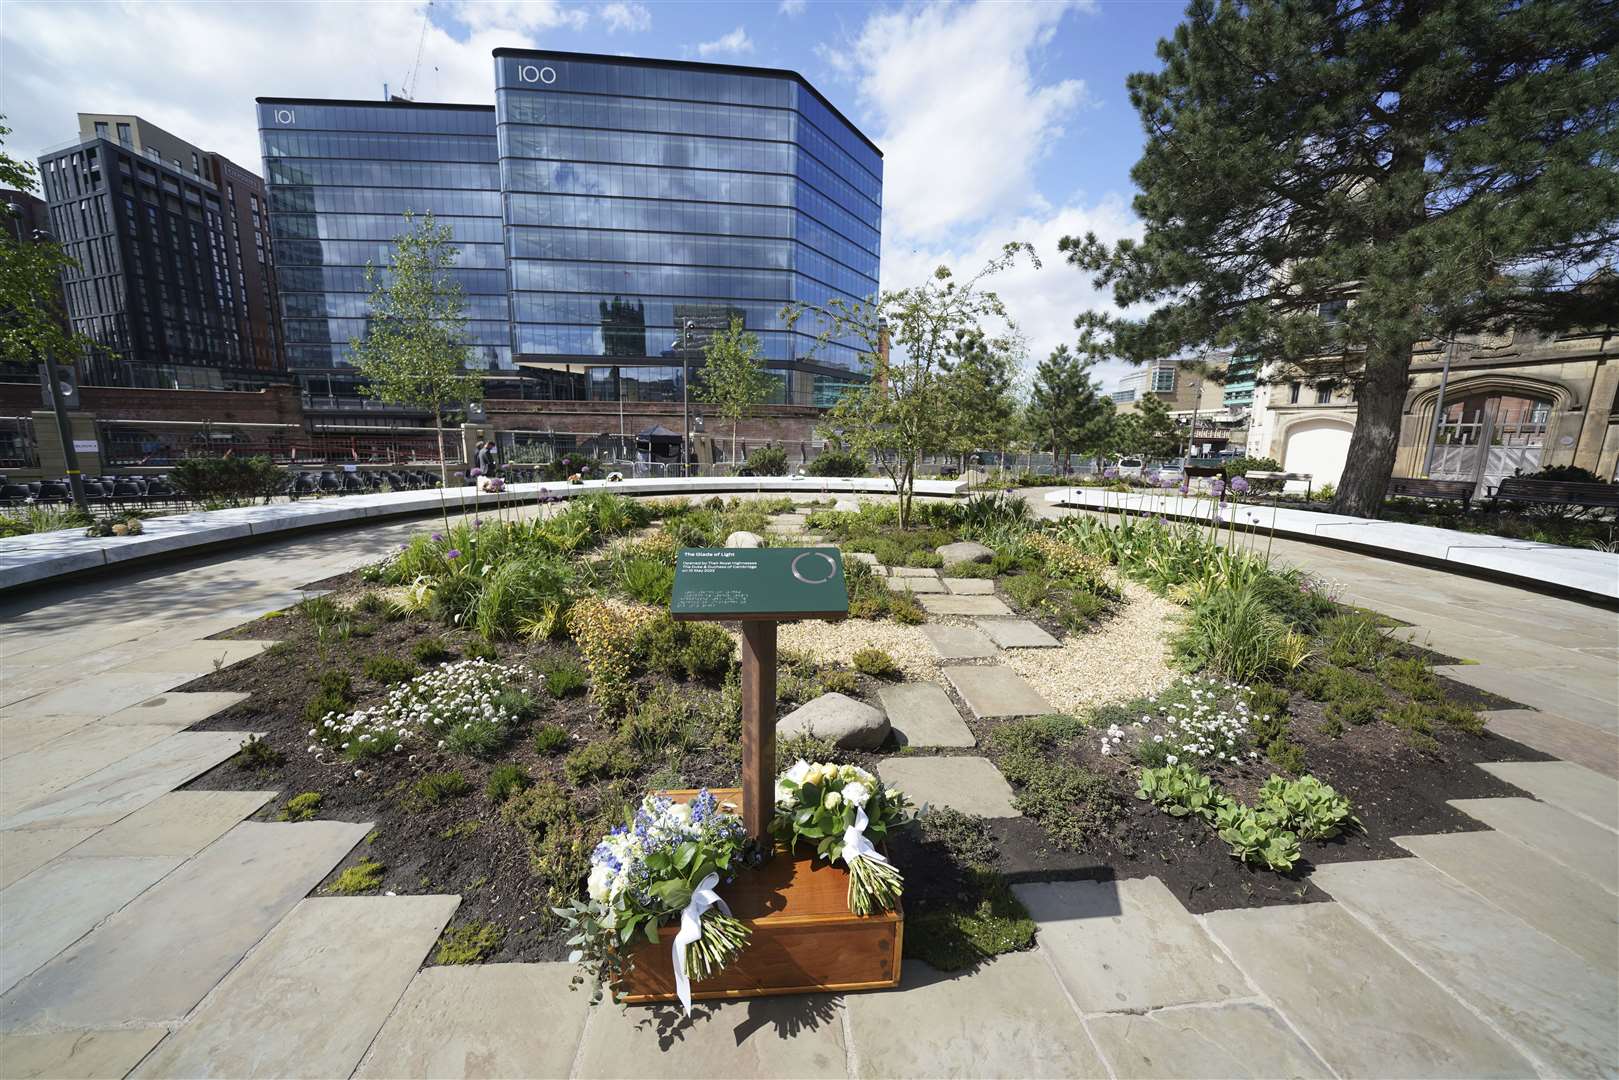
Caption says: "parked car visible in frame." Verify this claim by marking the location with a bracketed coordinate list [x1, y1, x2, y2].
[1116, 457, 1145, 479]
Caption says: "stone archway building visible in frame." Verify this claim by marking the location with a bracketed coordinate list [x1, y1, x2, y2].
[1245, 326, 1618, 489]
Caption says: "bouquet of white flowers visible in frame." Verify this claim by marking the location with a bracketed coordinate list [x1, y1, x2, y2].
[556, 791, 751, 1011]
[771, 760, 914, 915]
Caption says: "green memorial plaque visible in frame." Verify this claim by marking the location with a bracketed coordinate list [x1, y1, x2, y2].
[670, 547, 849, 621]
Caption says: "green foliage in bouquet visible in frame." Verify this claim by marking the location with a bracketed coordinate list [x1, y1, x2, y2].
[771, 761, 914, 915]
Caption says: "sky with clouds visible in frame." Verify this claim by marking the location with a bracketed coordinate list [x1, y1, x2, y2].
[1, 0, 1188, 386]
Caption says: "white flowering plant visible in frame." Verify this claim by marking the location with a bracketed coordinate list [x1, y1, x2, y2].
[310, 658, 520, 762]
[771, 761, 914, 916]
[1099, 676, 1258, 769]
[555, 792, 752, 1007]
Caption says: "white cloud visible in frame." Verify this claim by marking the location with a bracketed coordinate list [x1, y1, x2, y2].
[827, 0, 1093, 244]
[779, 0, 808, 15]
[696, 26, 753, 58]
[814, 0, 1137, 382]
[0, 0, 584, 180]
[599, 2, 652, 33]
[884, 195, 1142, 387]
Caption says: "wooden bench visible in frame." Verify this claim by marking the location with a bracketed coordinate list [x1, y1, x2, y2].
[1491, 476, 1619, 511]
[1245, 469, 1312, 495]
[1388, 477, 1475, 509]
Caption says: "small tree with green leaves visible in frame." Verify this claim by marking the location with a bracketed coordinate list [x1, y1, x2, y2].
[349, 211, 481, 499]
[1029, 344, 1113, 473]
[788, 243, 1036, 528]
[939, 327, 1022, 476]
[697, 315, 776, 467]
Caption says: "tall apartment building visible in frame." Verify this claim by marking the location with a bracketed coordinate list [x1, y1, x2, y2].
[257, 49, 881, 410]
[34, 114, 283, 389]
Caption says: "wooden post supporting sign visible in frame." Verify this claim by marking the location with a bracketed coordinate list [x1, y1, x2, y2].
[739, 621, 778, 846]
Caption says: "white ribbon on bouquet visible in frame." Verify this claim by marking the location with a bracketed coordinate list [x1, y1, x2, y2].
[840, 803, 892, 872]
[671, 871, 730, 1016]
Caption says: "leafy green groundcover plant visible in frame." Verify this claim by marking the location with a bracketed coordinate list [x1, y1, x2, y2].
[1136, 763, 1358, 873]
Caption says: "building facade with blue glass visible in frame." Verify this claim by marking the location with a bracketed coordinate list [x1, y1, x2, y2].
[256, 99, 508, 396]
[257, 50, 881, 409]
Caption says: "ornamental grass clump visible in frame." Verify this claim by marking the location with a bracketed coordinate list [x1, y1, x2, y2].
[556, 791, 752, 1009]
[771, 761, 914, 916]
[310, 658, 521, 761]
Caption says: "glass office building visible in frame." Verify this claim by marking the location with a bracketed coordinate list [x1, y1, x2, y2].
[493, 50, 881, 406]
[256, 99, 509, 393]
[257, 51, 881, 406]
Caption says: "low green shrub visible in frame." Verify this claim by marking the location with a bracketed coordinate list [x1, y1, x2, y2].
[1213, 801, 1302, 872]
[410, 771, 471, 808]
[618, 556, 675, 605]
[803, 449, 866, 476]
[820, 669, 859, 695]
[485, 763, 532, 802]
[625, 685, 692, 757]
[1256, 775, 1359, 841]
[411, 637, 453, 665]
[533, 723, 570, 755]
[435, 921, 504, 964]
[1136, 763, 1227, 821]
[905, 868, 1036, 971]
[777, 730, 841, 770]
[635, 615, 735, 682]
[1318, 612, 1396, 669]
[743, 444, 790, 476]
[327, 857, 385, 894]
[540, 656, 588, 698]
[942, 560, 996, 578]
[363, 654, 418, 685]
[1381, 656, 1443, 702]
[991, 715, 1123, 849]
[463, 640, 500, 663]
[851, 647, 899, 679]
[233, 734, 284, 770]
[563, 740, 636, 785]
[278, 792, 323, 822]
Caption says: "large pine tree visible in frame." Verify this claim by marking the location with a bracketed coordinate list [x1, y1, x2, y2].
[1029, 345, 1115, 471]
[1064, 0, 1618, 516]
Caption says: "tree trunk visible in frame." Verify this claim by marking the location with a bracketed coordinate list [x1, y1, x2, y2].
[1332, 339, 1412, 518]
[731, 421, 738, 471]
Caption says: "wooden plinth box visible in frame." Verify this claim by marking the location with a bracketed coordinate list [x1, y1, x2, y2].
[617, 788, 903, 1004]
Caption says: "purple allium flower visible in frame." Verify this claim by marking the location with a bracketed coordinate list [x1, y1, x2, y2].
[1179, 480, 1190, 496]
[431, 532, 443, 542]
[1160, 475, 1178, 489]
[473, 518, 484, 529]
[470, 467, 482, 477]
[446, 549, 461, 559]
[1231, 476, 1250, 494]
[1154, 516, 1169, 527]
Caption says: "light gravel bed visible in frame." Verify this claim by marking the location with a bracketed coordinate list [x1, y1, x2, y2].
[734, 619, 941, 680]
[996, 582, 1179, 712]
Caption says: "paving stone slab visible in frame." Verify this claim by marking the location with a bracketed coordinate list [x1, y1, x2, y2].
[876, 683, 976, 747]
[876, 755, 1018, 817]
[72, 790, 278, 858]
[975, 618, 1060, 648]
[0, 713, 100, 761]
[0, 731, 248, 832]
[844, 551, 879, 566]
[355, 963, 589, 1079]
[888, 565, 941, 578]
[883, 576, 947, 593]
[1395, 830, 1618, 975]
[941, 577, 994, 595]
[1437, 664, 1617, 733]
[576, 993, 848, 1079]
[1014, 878, 1247, 1013]
[846, 952, 1104, 1078]
[1202, 902, 1536, 1078]
[0, 853, 183, 996]
[107, 640, 275, 676]
[1482, 709, 1618, 779]
[1476, 760, 1618, 831]
[0, 674, 183, 722]
[134, 895, 458, 1080]
[1449, 797, 1618, 894]
[1311, 857, 1618, 1077]
[0, 828, 98, 890]
[943, 665, 1052, 719]
[919, 625, 997, 660]
[0, 1028, 168, 1079]
[99, 691, 250, 727]
[1086, 1002, 1331, 1079]
[920, 594, 1015, 617]
[0, 725, 188, 819]
[0, 820, 371, 1032]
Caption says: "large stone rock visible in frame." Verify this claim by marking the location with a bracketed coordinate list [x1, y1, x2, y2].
[834, 498, 861, 512]
[724, 530, 762, 548]
[777, 692, 889, 750]
[937, 540, 994, 564]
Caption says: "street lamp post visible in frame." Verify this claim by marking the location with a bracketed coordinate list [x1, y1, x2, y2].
[680, 319, 694, 478]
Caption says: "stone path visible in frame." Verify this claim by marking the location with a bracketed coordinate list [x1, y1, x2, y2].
[1, 495, 1615, 1078]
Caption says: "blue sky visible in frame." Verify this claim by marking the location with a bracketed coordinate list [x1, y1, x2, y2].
[2, 0, 1191, 384]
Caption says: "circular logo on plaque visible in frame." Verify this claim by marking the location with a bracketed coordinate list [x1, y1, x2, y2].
[790, 551, 836, 585]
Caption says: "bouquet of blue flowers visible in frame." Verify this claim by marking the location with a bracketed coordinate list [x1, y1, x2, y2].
[556, 791, 751, 1010]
